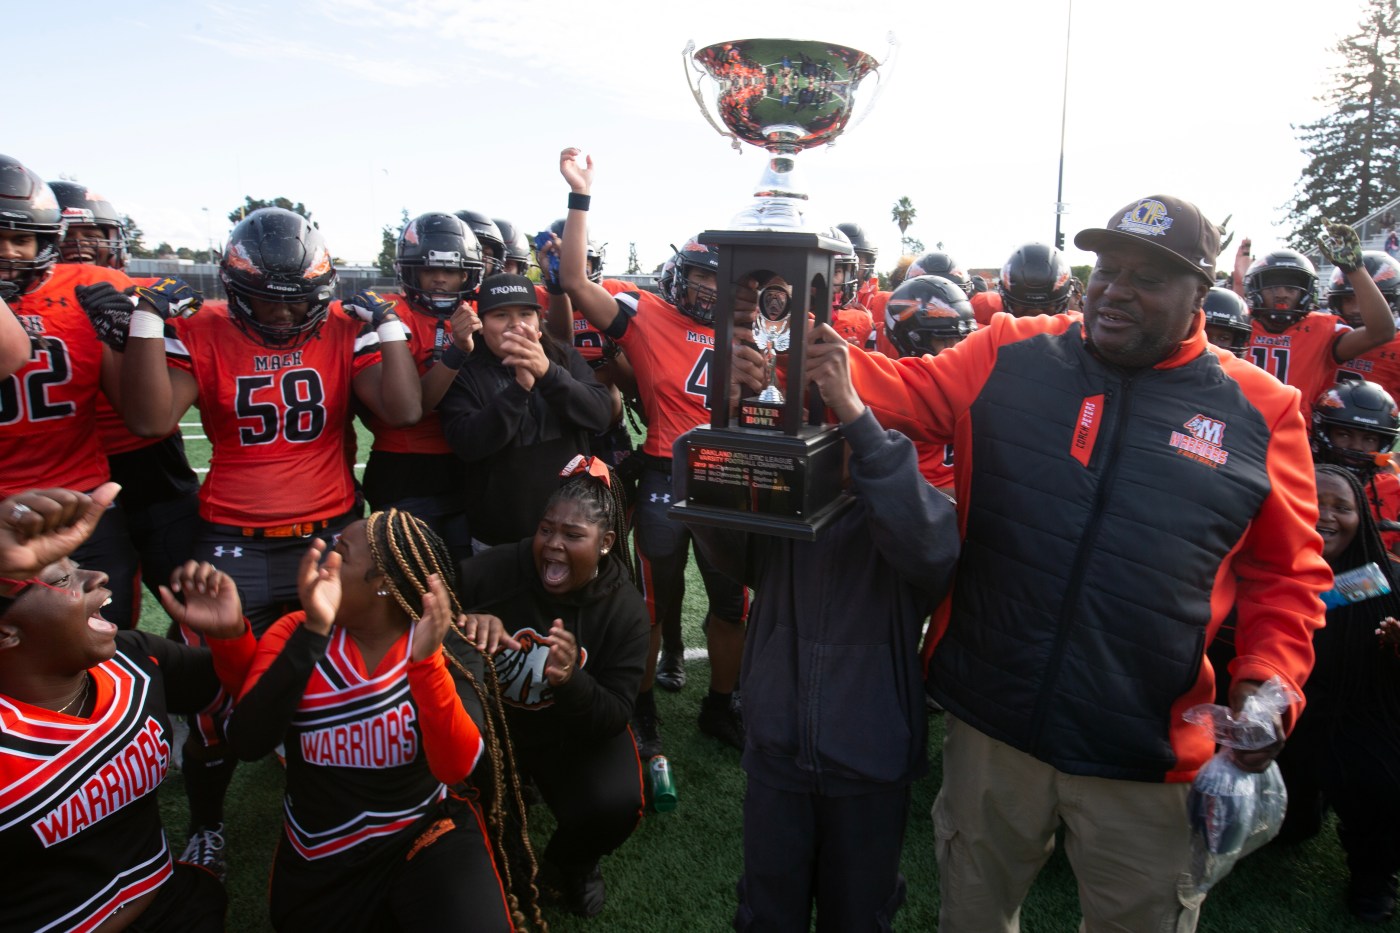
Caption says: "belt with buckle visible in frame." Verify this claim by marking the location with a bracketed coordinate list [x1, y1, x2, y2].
[237, 510, 354, 539]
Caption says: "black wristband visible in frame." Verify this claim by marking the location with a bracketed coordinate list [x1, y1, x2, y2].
[567, 192, 591, 212]
[440, 344, 467, 369]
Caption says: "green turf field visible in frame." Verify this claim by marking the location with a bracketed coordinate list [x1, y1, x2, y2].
[147, 423, 1376, 931]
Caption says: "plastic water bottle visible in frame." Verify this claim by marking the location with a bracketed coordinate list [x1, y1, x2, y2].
[648, 756, 678, 813]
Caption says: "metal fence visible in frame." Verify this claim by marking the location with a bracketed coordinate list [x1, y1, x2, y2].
[126, 259, 397, 300]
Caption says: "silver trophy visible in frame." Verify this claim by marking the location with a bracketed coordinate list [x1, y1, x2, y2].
[685, 36, 893, 230]
[753, 281, 792, 403]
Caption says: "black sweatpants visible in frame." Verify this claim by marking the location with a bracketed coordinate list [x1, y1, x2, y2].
[734, 777, 910, 933]
[517, 728, 645, 873]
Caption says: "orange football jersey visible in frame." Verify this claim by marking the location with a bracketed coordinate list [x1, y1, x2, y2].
[96, 275, 172, 456]
[0, 264, 130, 494]
[166, 302, 381, 526]
[1337, 336, 1400, 408]
[361, 293, 452, 456]
[610, 291, 715, 457]
[1247, 314, 1348, 415]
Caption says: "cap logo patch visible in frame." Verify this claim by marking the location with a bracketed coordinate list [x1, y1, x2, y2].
[1117, 199, 1174, 237]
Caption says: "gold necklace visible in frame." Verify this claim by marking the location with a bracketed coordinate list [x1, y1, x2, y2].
[55, 673, 90, 716]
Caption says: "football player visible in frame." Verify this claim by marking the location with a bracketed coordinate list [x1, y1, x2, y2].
[558, 148, 750, 758]
[493, 217, 533, 276]
[0, 156, 138, 626]
[1237, 225, 1395, 416]
[884, 275, 977, 494]
[120, 207, 421, 878]
[1201, 287, 1253, 357]
[1311, 379, 1400, 551]
[358, 211, 484, 562]
[836, 221, 880, 310]
[1330, 251, 1400, 405]
[997, 242, 1075, 321]
[50, 180, 203, 628]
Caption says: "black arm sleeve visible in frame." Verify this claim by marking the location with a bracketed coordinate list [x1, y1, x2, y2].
[224, 625, 330, 761]
[548, 588, 650, 740]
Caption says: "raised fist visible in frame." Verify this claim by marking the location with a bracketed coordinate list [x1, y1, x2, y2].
[1318, 218, 1363, 273]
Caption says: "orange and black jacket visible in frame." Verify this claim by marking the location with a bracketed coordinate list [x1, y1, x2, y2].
[848, 310, 1330, 782]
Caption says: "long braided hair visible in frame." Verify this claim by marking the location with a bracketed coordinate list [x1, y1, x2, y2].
[364, 509, 548, 932]
[550, 457, 634, 585]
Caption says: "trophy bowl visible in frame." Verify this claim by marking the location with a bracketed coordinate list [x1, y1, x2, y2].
[685, 37, 890, 231]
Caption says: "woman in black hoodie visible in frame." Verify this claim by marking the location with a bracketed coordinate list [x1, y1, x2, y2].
[457, 456, 649, 918]
[437, 273, 612, 551]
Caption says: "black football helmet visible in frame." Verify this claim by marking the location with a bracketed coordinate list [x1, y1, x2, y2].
[49, 181, 127, 270]
[454, 210, 504, 275]
[836, 222, 877, 282]
[659, 236, 720, 325]
[829, 227, 860, 310]
[220, 208, 336, 348]
[1312, 378, 1400, 478]
[545, 217, 605, 282]
[0, 155, 64, 300]
[493, 218, 532, 276]
[907, 251, 973, 296]
[396, 212, 484, 317]
[885, 275, 976, 357]
[1244, 249, 1317, 331]
[999, 242, 1073, 316]
[1201, 287, 1252, 357]
[1326, 250, 1400, 324]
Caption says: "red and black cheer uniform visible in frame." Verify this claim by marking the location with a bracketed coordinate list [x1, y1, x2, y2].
[1, 263, 141, 628]
[0, 628, 254, 932]
[226, 613, 511, 932]
[360, 293, 472, 560]
[459, 541, 648, 876]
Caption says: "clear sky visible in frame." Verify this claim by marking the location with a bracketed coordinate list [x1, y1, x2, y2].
[13, 0, 1352, 276]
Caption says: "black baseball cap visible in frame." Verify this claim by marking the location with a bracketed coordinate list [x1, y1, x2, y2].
[477, 273, 542, 314]
[1074, 195, 1220, 286]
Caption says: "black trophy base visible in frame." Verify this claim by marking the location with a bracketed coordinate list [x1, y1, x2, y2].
[669, 422, 854, 541]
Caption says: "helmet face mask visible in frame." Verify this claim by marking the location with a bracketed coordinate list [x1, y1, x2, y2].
[0, 156, 64, 298]
[493, 218, 532, 277]
[49, 181, 127, 270]
[885, 275, 976, 358]
[1327, 251, 1400, 325]
[1311, 380, 1400, 479]
[1202, 287, 1253, 357]
[1245, 250, 1317, 332]
[396, 213, 483, 318]
[661, 237, 720, 325]
[835, 222, 877, 283]
[221, 208, 337, 349]
[454, 210, 504, 276]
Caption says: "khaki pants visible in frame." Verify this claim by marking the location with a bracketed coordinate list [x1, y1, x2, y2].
[932, 716, 1200, 933]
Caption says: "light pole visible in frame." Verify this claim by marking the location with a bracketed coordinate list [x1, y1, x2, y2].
[1053, 0, 1072, 251]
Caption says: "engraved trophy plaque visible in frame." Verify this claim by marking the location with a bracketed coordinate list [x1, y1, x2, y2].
[671, 37, 892, 540]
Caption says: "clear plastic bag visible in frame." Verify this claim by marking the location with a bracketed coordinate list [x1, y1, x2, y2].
[1179, 677, 1296, 897]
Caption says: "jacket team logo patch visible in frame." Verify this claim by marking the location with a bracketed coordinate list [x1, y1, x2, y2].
[494, 627, 587, 710]
[1171, 413, 1229, 467]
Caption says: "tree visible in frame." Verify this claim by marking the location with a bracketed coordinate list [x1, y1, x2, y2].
[1284, 0, 1400, 249]
[377, 209, 410, 277]
[900, 235, 924, 256]
[891, 196, 917, 251]
[626, 242, 641, 275]
[228, 196, 316, 227]
[121, 214, 152, 259]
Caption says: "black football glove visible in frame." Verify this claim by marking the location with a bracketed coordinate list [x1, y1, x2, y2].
[133, 276, 203, 320]
[344, 289, 399, 328]
[74, 281, 137, 351]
